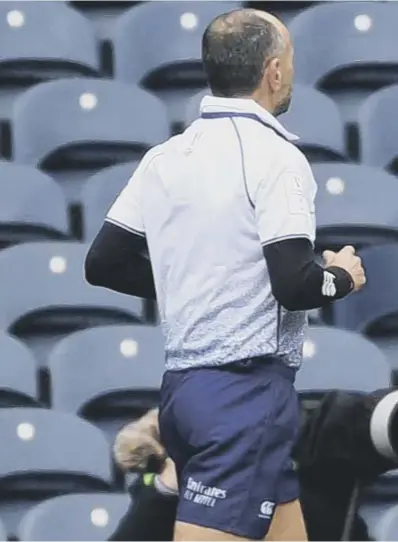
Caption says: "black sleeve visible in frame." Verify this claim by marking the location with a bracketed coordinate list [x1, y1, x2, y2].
[85, 222, 156, 300]
[109, 475, 177, 541]
[262, 237, 354, 311]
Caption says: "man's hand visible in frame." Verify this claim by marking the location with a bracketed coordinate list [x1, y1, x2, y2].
[323, 245, 366, 292]
[113, 408, 166, 471]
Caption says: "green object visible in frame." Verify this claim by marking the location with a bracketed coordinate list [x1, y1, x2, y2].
[143, 472, 156, 487]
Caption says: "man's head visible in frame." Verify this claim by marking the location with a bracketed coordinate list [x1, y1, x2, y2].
[202, 8, 294, 116]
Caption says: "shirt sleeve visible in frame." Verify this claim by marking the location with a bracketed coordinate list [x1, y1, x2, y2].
[254, 151, 317, 247]
[106, 161, 146, 237]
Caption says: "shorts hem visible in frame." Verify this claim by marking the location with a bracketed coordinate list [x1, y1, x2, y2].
[175, 512, 265, 540]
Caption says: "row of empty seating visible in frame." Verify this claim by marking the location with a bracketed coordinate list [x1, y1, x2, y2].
[2, 160, 398, 249]
[0, 324, 391, 411]
[1, 2, 398, 93]
[2, 79, 398, 166]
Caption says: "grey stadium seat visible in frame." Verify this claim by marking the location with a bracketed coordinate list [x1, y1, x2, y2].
[361, 502, 398, 540]
[279, 85, 346, 161]
[334, 245, 398, 334]
[312, 163, 398, 252]
[0, 332, 38, 407]
[81, 161, 139, 240]
[0, 519, 6, 542]
[295, 326, 391, 395]
[0, 1, 99, 82]
[0, 242, 143, 333]
[12, 79, 169, 169]
[0, 161, 69, 248]
[333, 245, 398, 370]
[49, 325, 164, 416]
[112, 1, 242, 125]
[18, 493, 130, 541]
[112, 1, 242, 87]
[290, 2, 398, 88]
[183, 88, 208, 127]
[359, 85, 398, 171]
[185, 86, 346, 161]
[0, 408, 112, 493]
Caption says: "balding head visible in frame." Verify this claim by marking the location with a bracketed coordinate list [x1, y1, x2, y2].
[202, 8, 294, 115]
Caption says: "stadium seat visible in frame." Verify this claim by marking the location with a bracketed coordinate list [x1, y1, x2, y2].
[185, 86, 345, 161]
[12, 79, 169, 169]
[295, 326, 391, 395]
[0, 242, 143, 335]
[280, 85, 346, 161]
[359, 85, 398, 172]
[0, 1, 99, 83]
[0, 518, 6, 542]
[333, 245, 398, 335]
[18, 493, 130, 541]
[112, 1, 242, 126]
[362, 500, 398, 540]
[49, 325, 164, 416]
[312, 163, 398, 252]
[112, 1, 242, 87]
[290, 2, 398, 88]
[183, 87, 208, 127]
[0, 161, 69, 248]
[81, 161, 139, 240]
[0, 332, 38, 406]
[0, 408, 112, 493]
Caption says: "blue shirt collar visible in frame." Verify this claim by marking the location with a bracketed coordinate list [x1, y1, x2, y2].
[199, 95, 299, 142]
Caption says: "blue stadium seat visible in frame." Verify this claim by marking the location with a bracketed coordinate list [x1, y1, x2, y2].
[312, 163, 398, 251]
[112, 1, 242, 126]
[18, 493, 130, 541]
[0, 518, 6, 542]
[49, 325, 164, 415]
[359, 85, 398, 171]
[81, 161, 139, 240]
[0, 408, 112, 493]
[333, 245, 398, 335]
[280, 85, 346, 161]
[295, 326, 391, 395]
[112, 2, 242, 87]
[0, 161, 69, 247]
[362, 500, 398, 540]
[0, 1, 99, 82]
[183, 88, 208, 127]
[0, 332, 38, 406]
[290, 2, 398, 88]
[12, 79, 169, 169]
[0, 242, 143, 334]
[185, 85, 345, 161]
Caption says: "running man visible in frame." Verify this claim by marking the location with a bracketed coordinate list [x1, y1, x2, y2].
[85, 8, 366, 541]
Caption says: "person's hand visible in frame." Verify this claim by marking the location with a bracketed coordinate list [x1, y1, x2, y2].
[323, 245, 366, 292]
[113, 408, 166, 471]
[159, 457, 178, 493]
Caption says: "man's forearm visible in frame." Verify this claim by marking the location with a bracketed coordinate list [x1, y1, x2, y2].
[263, 238, 353, 311]
[85, 222, 156, 299]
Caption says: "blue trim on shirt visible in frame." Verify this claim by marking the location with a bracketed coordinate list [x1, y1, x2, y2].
[200, 111, 290, 142]
[229, 118, 255, 209]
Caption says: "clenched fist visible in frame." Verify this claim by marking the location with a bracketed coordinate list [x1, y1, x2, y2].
[113, 408, 166, 471]
[323, 245, 366, 292]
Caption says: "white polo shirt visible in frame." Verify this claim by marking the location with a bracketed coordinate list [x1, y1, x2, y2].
[106, 96, 317, 371]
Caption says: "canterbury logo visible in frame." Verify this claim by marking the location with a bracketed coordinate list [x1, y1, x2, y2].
[322, 271, 337, 297]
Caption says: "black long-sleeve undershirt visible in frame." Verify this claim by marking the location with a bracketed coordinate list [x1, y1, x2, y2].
[263, 238, 354, 311]
[85, 222, 156, 300]
[85, 223, 353, 310]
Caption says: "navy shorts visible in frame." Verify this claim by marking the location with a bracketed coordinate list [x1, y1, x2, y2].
[159, 356, 300, 540]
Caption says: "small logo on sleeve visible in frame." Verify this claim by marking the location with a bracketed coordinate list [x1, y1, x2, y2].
[259, 500, 275, 519]
[322, 271, 337, 297]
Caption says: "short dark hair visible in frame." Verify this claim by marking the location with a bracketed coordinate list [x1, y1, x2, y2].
[202, 9, 283, 98]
